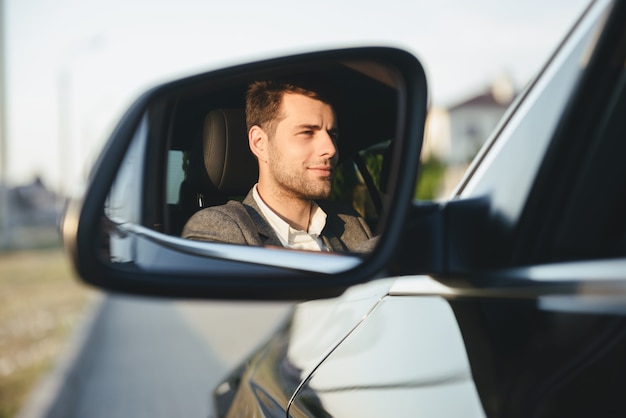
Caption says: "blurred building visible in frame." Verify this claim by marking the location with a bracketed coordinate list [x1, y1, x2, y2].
[446, 75, 516, 165]
[0, 177, 64, 249]
[9, 177, 62, 226]
[422, 75, 517, 198]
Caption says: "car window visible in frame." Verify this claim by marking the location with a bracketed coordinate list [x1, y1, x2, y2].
[105, 114, 148, 224]
[165, 150, 186, 205]
[545, 56, 626, 261]
[329, 140, 390, 233]
[455, 2, 608, 229]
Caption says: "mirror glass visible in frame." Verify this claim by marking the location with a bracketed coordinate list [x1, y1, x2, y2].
[102, 57, 405, 271]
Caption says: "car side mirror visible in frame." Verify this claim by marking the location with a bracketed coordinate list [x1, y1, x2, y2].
[61, 47, 428, 300]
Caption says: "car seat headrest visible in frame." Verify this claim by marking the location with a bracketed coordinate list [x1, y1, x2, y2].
[203, 109, 258, 196]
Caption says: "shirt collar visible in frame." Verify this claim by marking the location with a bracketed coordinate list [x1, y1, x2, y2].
[252, 184, 328, 249]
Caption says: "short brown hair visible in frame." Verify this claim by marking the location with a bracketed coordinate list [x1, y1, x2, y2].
[245, 79, 336, 136]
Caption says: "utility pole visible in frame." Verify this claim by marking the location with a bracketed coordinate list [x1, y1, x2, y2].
[0, 0, 11, 251]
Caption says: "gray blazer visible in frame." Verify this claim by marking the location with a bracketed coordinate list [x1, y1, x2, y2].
[181, 190, 373, 252]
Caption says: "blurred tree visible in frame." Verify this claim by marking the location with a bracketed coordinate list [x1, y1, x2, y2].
[415, 157, 446, 200]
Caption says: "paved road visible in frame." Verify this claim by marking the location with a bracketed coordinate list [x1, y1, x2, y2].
[35, 293, 292, 418]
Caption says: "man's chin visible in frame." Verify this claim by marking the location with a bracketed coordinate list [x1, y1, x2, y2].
[295, 179, 333, 200]
[305, 189, 331, 200]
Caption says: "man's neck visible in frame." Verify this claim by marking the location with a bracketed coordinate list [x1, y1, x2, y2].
[256, 185, 312, 231]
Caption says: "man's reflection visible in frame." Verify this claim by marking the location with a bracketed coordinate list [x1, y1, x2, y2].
[182, 79, 373, 252]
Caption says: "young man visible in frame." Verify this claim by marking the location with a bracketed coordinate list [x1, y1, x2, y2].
[182, 80, 373, 252]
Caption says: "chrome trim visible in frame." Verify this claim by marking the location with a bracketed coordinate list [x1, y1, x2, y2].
[388, 258, 626, 313]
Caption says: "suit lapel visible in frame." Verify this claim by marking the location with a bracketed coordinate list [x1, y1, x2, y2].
[317, 200, 348, 252]
[241, 191, 283, 247]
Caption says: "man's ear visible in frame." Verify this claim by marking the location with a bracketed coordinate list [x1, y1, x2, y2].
[249, 125, 268, 163]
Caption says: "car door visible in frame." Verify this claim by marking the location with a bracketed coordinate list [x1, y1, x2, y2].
[287, 1, 626, 416]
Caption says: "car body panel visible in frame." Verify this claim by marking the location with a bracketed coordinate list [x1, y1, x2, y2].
[292, 282, 485, 417]
[216, 278, 397, 417]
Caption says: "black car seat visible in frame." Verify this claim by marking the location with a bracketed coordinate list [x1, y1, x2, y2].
[171, 108, 258, 235]
[202, 109, 258, 196]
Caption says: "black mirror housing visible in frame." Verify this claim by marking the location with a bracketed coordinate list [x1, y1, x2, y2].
[62, 47, 428, 300]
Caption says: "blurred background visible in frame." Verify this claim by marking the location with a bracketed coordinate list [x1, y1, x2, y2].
[0, 0, 591, 416]
[0, 0, 590, 248]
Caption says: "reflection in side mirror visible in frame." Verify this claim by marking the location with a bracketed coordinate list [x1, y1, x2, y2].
[63, 48, 428, 299]
[107, 58, 399, 258]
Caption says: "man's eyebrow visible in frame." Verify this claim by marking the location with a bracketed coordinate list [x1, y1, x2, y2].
[296, 124, 339, 134]
[296, 124, 322, 130]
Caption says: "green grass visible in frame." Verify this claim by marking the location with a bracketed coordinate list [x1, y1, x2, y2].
[0, 249, 95, 418]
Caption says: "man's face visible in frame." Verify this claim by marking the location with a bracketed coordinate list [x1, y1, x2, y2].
[266, 92, 338, 200]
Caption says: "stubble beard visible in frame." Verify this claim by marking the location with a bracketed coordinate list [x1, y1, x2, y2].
[269, 157, 333, 201]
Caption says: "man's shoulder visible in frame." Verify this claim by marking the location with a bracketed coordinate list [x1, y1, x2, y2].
[317, 199, 373, 241]
[181, 200, 256, 243]
[186, 200, 247, 221]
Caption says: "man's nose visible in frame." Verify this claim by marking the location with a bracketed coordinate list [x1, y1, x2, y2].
[319, 130, 337, 158]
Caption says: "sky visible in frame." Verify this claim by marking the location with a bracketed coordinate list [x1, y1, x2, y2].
[2, 0, 591, 193]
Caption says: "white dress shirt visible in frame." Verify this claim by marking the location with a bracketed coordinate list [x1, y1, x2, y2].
[252, 184, 328, 251]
